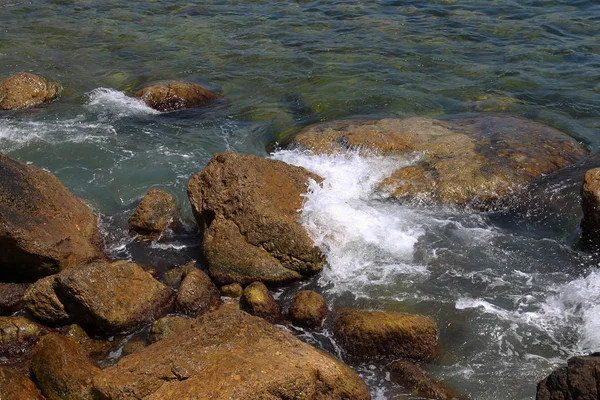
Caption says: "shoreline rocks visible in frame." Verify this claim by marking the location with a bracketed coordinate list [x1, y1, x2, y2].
[289, 290, 328, 328]
[536, 354, 600, 400]
[0, 72, 62, 110]
[134, 80, 221, 112]
[129, 188, 179, 234]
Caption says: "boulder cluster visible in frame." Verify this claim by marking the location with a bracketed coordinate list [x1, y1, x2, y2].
[1, 71, 597, 399]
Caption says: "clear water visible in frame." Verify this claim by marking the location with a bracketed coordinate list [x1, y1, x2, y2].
[2, 1, 600, 399]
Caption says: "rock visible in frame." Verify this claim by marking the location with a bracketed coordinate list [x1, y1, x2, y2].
[581, 168, 600, 242]
[162, 261, 195, 288]
[55, 260, 174, 335]
[129, 188, 179, 233]
[333, 308, 439, 361]
[289, 290, 328, 328]
[148, 316, 194, 344]
[30, 333, 100, 400]
[536, 355, 600, 400]
[187, 152, 324, 285]
[0, 366, 43, 400]
[0, 153, 101, 282]
[220, 283, 243, 298]
[92, 307, 370, 399]
[290, 115, 587, 210]
[0, 316, 43, 356]
[122, 336, 146, 356]
[174, 268, 222, 317]
[133, 80, 221, 112]
[0, 283, 28, 315]
[0, 72, 62, 110]
[60, 324, 112, 359]
[241, 281, 281, 323]
[388, 361, 465, 400]
[23, 275, 70, 325]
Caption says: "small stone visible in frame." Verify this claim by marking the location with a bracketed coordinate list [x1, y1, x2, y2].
[149, 316, 193, 344]
[133, 80, 221, 112]
[163, 262, 196, 288]
[220, 283, 243, 298]
[581, 168, 600, 243]
[241, 282, 280, 323]
[174, 268, 222, 317]
[0, 72, 62, 110]
[129, 188, 179, 233]
[23, 275, 70, 325]
[289, 290, 328, 328]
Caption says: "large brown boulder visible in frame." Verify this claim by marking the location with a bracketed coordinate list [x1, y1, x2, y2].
[93, 306, 370, 399]
[0, 316, 43, 356]
[333, 308, 439, 362]
[536, 355, 600, 400]
[0, 153, 101, 282]
[187, 152, 325, 285]
[55, 260, 174, 335]
[133, 80, 221, 112]
[0, 283, 28, 315]
[0, 366, 43, 400]
[581, 168, 600, 242]
[290, 115, 587, 210]
[289, 290, 328, 329]
[174, 268, 222, 317]
[30, 333, 100, 400]
[23, 275, 70, 325]
[129, 188, 179, 234]
[0, 72, 62, 110]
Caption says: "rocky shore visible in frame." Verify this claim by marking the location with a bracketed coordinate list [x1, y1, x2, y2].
[0, 72, 597, 399]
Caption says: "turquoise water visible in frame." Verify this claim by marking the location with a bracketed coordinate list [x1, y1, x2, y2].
[1, 1, 600, 399]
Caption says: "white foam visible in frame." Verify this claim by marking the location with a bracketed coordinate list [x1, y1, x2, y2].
[86, 88, 160, 118]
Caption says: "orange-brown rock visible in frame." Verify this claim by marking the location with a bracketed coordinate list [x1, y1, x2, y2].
[187, 152, 324, 285]
[241, 281, 280, 323]
[23, 275, 70, 325]
[55, 260, 174, 335]
[581, 168, 600, 243]
[0, 153, 101, 282]
[290, 115, 587, 210]
[148, 316, 194, 344]
[0, 366, 43, 400]
[60, 324, 112, 359]
[0, 283, 28, 315]
[536, 355, 600, 400]
[30, 333, 100, 400]
[220, 282, 243, 298]
[133, 80, 221, 112]
[0, 72, 62, 110]
[388, 361, 466, 400]
[0, 316, 43, 356]
[129, 188, 179, 233]
[174, 268, 222, 317]
[289, 290, 328, 328]
[93, 306, 370, 399]
[333, 308, 439, 361]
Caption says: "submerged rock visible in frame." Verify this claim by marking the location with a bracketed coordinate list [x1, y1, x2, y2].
[290, 115, 587, 210]
[333, 308, 439, 361]
[133, 80, 221, 112]
[0, 283, 28, 315]
[0, 72, 62, 110]
[536, 355, 600, 400]
[241, 281, 280, 322]
[289, 290, 328, 328]
[187, 151, 324, 285]
[23, 275, 70, 325]
[129, 188, 179, 234]
[93, 306, 371, 399]
[0, 153, 102, 282]
[388, 361, 466, 400]
[174, 268, 222, 317]
[30, 333, 100, 400]
[0, 316, 43, 356]
[581, 168, 600, 243]
[0, 366, 43, 400]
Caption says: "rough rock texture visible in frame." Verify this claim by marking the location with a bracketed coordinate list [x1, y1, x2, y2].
[133, 80, 221, 112]
[174, 268, 222, 317]
[241, 281, 281, 323]
[129, 188, 179, 233]
[93, 306, 370, 400]
[0, 72, 62, 110]
[187, 152, 324, 285]
[289, 290, 328, 328]
[149, 316, 194, 344]
[388, 361, 465, 400]
[0, 153, 101, 282]
[0, 366, 43, 400]
[290, 115, 587, 210]
[581, 168, 600, 243]
[55, 260, 174, 335]
[30, 333, 100, 400]
[0, 283, 28, 315]
[333, 309, 439, 361]
[23, 275, 70, 325]
[220, 282, 243, 298]
[60, 324, 112, 359]
[0, 316, 43, 355]
[162, 261, 195, 288]
[536, 355, 600, 400]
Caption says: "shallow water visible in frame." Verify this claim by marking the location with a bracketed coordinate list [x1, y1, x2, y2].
[2, 1, 600, 399]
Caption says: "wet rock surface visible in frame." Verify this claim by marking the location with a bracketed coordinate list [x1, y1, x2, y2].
[149, 316, 194, 344]
[0, 316, 43, 356]
[241, 281, 281, 323]
[93, 306, 371, 399]
[220, 283, 243, 298]
[581, 168, 600, 243]
[129, 188, 179, 234]
[536, 355, 600, 400]
[388, 361, 466, 400]
[0, 72, 62, 110]
[290, 115, 587, 210]
[289, 290, 328, 328]
[174, 268, 222, 317]
[187, 151, 324, 285]
[333, 308, 439, 361]
[0, 283, 29, 315]
[133, 80, 221, 112]
[0, 366, 43, 400]
[23, 275, 70, 325]
[0, 153, 101, 282]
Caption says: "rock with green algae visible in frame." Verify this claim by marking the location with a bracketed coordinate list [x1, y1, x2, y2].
[174, 268, 222, 317]
[333, 308, 439, 362]
[30, 333, 100, 400]
[289, 290, 328, 329]
[0, 316, 43, 356]
[241, 281, 280, 323]
[129, 188, 180, 234]
[148, 316, 194, 344]
[92, 306, 371, 400]
[187, 151, 325, 285]
[0, 366, 43, 400]
[133, 80, 221, 112]
[0, 72, 62, 110]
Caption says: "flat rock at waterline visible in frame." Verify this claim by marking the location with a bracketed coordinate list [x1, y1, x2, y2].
[0, 72, 62, 110]
[0, 153, 102, 282]
[290, 115, 588, 210]
[187, 152, 325, 285]
[93, 306, 370, 399]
